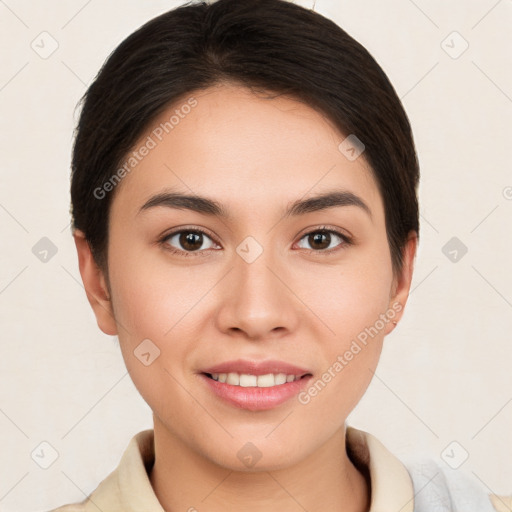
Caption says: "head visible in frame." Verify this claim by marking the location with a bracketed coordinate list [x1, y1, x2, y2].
[72, 0, 419, 471]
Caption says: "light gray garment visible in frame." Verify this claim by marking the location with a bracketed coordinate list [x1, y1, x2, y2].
[406, 459, 496, 512]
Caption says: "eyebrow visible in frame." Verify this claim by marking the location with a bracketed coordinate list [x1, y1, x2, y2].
[138, 189, 372, 220]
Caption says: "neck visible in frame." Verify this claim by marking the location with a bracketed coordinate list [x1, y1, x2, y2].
[149, 417, 370, 512]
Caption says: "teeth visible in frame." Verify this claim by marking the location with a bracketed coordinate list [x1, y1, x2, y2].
[209, 372, 300, 387]
[240, 374, 257, 387]
[275, 373, 287, 385]
[257, 373, 275, 387]
[226, 372, 240, 385]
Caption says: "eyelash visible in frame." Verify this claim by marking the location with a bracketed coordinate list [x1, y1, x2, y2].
[158, 225, 352, 258]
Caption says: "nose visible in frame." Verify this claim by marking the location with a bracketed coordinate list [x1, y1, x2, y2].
[215, 242, 299, 341]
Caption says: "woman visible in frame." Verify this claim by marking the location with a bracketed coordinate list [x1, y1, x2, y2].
[50, 0, 508, 510]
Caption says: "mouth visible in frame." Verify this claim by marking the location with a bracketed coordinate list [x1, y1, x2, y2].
[199, 360, 313, 411]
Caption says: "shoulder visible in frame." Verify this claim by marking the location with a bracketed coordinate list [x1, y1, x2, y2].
[404, 457, 510, 512]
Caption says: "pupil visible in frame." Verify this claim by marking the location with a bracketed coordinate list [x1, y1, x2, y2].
[181, 232, 202, 251]
[311, 232, 329, 250]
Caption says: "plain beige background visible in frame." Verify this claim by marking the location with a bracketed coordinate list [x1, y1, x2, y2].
[0, 0, 511, 510]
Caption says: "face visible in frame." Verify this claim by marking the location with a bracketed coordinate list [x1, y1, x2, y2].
[76, 83, 415, 471]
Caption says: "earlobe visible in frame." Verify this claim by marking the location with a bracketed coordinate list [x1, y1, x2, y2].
[73, 230, 118, 336]
[385, 231, 418, 335]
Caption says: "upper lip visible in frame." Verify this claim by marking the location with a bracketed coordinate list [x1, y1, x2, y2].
[201, 359, 311, 377]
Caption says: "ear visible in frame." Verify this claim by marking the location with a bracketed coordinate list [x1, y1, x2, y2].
[73, 230, 118, 336]
[384, 231, 418, 335]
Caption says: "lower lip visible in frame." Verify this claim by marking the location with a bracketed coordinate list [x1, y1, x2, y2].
[200, 374, 312, 411]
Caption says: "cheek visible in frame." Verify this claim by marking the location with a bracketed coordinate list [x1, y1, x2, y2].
[305, 252, 394, 341]
[299, 249, 393, 407]
[110, 272, 171, 342]
[108, 247, 206, 340]
[297, 269, 390, 421]
[106, 254, 198, 419]
[106, 248, 216, 388]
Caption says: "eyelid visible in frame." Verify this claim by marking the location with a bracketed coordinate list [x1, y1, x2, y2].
[161, 225, 218, 242]
[295, 224, 353, 243]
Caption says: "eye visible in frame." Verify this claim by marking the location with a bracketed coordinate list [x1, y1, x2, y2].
[159, 225, 352, 258]
[295, 227, 351, 254]
[160, 228, 219, 256]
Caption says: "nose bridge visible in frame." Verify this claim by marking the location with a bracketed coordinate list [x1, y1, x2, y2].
[235, 233, 283, 305]
[217, 233, 297, 338]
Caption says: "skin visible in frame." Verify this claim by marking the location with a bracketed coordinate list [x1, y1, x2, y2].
[74, 83, 417, 512]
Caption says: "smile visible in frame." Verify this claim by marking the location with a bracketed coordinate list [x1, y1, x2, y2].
[200, 361, 313, 411]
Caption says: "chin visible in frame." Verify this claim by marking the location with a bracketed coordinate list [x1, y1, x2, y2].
[199, 433, 314, 473]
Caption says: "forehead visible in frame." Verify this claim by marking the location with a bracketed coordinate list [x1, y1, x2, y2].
[110, 83, 383, 221]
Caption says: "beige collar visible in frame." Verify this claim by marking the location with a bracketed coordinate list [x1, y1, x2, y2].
[346, 426, 414, 512]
